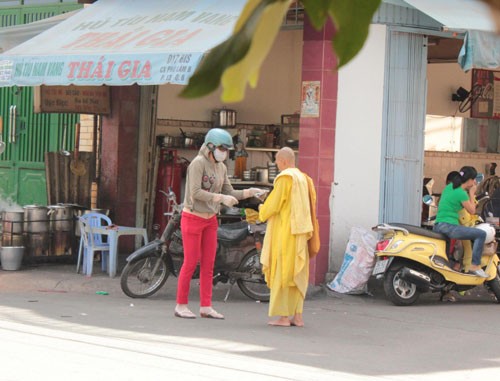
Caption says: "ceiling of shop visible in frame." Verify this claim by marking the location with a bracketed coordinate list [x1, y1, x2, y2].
[427, 36, 463, 63]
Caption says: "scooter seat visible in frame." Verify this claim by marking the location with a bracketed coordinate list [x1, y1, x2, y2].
[388, 222, 447, 241]
[217, 221, 249, 245]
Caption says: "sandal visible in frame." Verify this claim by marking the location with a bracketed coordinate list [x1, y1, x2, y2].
[200, 308, 224, 320]
[174, 308, 196, 319]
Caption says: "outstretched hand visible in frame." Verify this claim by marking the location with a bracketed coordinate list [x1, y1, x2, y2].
[221, 195, 239, 207]
[247, 187, 265, 198]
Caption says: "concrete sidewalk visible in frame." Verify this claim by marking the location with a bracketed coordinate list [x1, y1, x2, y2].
[0, 257, 328, 298]
[0, 263, 123, 294]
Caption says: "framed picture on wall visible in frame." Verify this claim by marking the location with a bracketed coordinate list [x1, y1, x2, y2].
[470, 69, 499, 119]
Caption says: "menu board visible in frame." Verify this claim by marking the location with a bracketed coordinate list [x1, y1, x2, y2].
[34, 85, 110, 115]
[471, 69, 499, 119]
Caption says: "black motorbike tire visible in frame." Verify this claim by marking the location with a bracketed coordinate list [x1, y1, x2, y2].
[384, 264, 421, 306]
[120, 254, 169, 298]
[237, 249, 270, 302]
[486, 267, 500, 303]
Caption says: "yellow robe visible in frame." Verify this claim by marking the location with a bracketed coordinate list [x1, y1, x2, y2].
[259, 168, 313, 317]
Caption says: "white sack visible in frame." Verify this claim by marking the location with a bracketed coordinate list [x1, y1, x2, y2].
[327, 226, 377, 294]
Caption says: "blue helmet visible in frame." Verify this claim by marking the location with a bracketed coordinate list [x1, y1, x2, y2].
[204, 128, 233, 149]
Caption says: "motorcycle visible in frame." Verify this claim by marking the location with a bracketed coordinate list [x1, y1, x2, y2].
[372, 221, 500, 306]
[120, 189, 270, 302]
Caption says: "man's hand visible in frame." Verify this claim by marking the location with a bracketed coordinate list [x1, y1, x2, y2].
[221, 195, 239, 207]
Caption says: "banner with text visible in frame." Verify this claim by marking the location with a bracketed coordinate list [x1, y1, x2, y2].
[0, 0, 245, 87]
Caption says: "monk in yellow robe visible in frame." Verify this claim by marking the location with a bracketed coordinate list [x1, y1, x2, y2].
[259, 147, 317, 327]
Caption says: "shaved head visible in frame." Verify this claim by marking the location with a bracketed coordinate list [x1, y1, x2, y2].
[276, 147, 295, 170]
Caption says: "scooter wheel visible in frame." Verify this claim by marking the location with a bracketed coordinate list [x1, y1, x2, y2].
[384, 265, 421, 306]
[120, 256, 169, 298]
[237, 249, 270, 302]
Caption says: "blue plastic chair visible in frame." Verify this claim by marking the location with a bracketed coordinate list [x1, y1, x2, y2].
[76, 212, 112, 276]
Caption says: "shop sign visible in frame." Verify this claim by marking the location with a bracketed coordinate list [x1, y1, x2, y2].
[34, 85, 111, 114]
[0, 0, 245, 87]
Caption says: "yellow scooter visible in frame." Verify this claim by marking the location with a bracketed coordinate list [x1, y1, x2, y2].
[372, 222, 500, 306]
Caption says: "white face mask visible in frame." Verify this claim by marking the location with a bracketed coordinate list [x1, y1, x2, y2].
[213, 148, 227, 162]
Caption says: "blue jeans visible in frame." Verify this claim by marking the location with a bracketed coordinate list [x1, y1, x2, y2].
[433, 222, 486, 265]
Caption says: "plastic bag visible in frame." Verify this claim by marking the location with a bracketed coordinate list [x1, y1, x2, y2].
[327, 226, 377, 295]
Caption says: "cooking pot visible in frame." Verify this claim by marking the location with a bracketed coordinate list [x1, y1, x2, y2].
[1, 210, 24, 234]
[48, 205, 74, 232]
[23, 205, 49, 233]
[256, 168, 269, 183]
[213, 108, 237, 128]
[184, 137, 194, 148]
[163, 135, 174, 147]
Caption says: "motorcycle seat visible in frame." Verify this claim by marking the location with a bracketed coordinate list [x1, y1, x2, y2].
[389, 222, 447, 241]
[218, 221, 249, 245]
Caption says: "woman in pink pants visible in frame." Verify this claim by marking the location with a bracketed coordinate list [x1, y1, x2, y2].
[174, 128, 263, 319]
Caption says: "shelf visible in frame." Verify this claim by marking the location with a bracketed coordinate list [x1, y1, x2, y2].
[156, 118, 269, 130]
[246, 147, 298, 153]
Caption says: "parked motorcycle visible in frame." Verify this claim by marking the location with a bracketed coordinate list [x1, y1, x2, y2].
[120, 189, 270, 302]
[372, 222, 500, 306]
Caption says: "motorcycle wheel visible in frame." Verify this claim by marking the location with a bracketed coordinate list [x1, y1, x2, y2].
[486, 266, 500, 303]
[237, 249, 270, 302]
[120, 255, 169, 298]
[384, 264, 420, 306]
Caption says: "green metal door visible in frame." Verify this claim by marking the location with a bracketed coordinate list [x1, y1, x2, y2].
[0, 87, 78, 205]
[0, 2, 82, 206]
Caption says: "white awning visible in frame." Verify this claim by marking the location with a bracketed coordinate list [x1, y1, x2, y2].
[0, 0, 246, 87]
[404, 0, 496, 32]
[0, 10, 79, 53]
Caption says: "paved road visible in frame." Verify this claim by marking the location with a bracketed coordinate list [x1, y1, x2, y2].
[1, 265, 500, 380]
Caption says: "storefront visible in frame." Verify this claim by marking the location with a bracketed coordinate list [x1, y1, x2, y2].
[0, 0, 335, 284]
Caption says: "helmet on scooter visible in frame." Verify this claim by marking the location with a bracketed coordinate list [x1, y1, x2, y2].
[475, 223, 496, 244]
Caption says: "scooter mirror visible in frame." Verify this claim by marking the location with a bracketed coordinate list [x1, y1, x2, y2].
[476, 173, 484, 184]
[423, 194, 434, 205]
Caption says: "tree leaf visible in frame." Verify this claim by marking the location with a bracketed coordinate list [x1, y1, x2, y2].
[220, 0, 292, 102]
[180, 0, 274, 98]
[301, 0, 331, 30]
[329, 0, 381, 68]
[180, 0, 382, 100]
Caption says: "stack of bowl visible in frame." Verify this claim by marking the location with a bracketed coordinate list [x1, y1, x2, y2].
[268, 162, 278, 182]
[242, 170, 252, 181]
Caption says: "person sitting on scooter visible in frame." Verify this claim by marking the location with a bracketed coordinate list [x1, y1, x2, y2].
[433, 166, 488, 278]
[174, 128, 264, 319]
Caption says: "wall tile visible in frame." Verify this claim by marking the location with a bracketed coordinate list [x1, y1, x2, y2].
[300, 116, 321, 129]
[322, 41, 337, 71]
[319, 159, 334, 187]
[299, 156, 320, 183]
[317, 186, 332, 216]
[301, 69, 322, 83]
[319, 100, 337, 130]
[303, 17, 324, 41]
[302, 41, 325, 71]
[321, 69, 338, 101]
[319, 128, 335, 159]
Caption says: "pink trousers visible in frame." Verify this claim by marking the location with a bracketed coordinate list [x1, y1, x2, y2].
[176, 212, 218, 306]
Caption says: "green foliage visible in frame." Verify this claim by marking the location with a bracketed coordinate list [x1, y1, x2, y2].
[180, 0, 273, 98]
[181, 0, 382, 100]
[329, 0, 382, 68]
